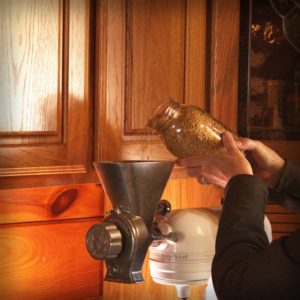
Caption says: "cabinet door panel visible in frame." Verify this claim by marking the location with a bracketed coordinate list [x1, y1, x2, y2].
[96, 0, 207, 161]
[0, 219, 103, 299]
[0, 0, 60, 135]
[126, 0, 185, 133]
[0, 0, 95, 189]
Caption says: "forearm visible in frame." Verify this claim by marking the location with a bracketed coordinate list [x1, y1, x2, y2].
[212, 175, 270, 299]
[212, 231, 300, 300]
[212, 174, 300, 300]
[269, 161, 300, 213]
[215, 175, 269, 250]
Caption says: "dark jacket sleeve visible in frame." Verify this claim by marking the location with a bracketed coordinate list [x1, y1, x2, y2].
[212, 174, 300, 300]
[269, 160, 300, 213]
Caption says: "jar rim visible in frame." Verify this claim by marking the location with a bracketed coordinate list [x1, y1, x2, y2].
[147, 97, 180, 129]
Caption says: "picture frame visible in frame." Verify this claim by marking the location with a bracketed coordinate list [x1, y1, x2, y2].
[238, 0, 300, 140]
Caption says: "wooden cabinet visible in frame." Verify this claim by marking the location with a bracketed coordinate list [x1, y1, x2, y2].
[0, 2, 105, 299]
[1, 0, 299, 299]
[96, 0, 223, 299]
[266, 204, 300, 240]
[96, 0, 300, 299]
[0, 183, 104, 300]
[0, 0, 96, 189]
[0, 220, 102, 300]
[95, 0, 208, 162]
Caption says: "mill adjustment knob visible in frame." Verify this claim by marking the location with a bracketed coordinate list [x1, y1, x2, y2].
[86, 223, 122, 259]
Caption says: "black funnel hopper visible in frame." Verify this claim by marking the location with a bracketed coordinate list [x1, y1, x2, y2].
[93, 160, 174, 230]
[87, 160, 174, 283]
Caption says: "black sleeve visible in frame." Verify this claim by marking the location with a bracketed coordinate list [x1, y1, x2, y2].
[269, 160, 300, 213]
[212, 174, 300, 300]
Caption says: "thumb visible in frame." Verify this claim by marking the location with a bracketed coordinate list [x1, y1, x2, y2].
[222, 131, 239, 155]
[236, 137, 256, 151]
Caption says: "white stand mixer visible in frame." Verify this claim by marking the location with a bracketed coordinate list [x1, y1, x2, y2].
[149, 206, 273, 300]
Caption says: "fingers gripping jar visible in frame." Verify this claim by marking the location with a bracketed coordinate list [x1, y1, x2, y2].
[147, 98, 230, 158]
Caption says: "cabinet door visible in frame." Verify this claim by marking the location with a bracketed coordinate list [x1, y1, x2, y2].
[96, 0, 207, 162]
[0, 219, 103, 300]
[0, 183, 104, 299]
[96, 1, 223, 300]
[97, 1, 300, 300]
[0, 0, 95, 189]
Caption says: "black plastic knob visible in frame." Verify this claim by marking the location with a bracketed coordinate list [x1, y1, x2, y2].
[86, 223, 122, 260]
[156, 199, 171, 216]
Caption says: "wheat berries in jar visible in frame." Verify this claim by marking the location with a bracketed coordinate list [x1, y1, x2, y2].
[147, 98, 230, 158]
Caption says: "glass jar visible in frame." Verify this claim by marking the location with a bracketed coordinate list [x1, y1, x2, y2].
[147, 98, 231, 158]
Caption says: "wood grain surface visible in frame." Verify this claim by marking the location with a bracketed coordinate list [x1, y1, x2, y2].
[125, 0, 186, 133]
[0, 0, 60, 133]
[96, 0, 207, 162]
[0, 183, 104, 224]
[98, 0, 300, 298]
[0, 0, 96, 189]
[1, 0, 299, 299]
[0, 219, 103, 300]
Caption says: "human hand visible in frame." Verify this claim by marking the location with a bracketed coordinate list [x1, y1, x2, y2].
[176, 131, 253, 188]
[236, 137, 285, 188]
